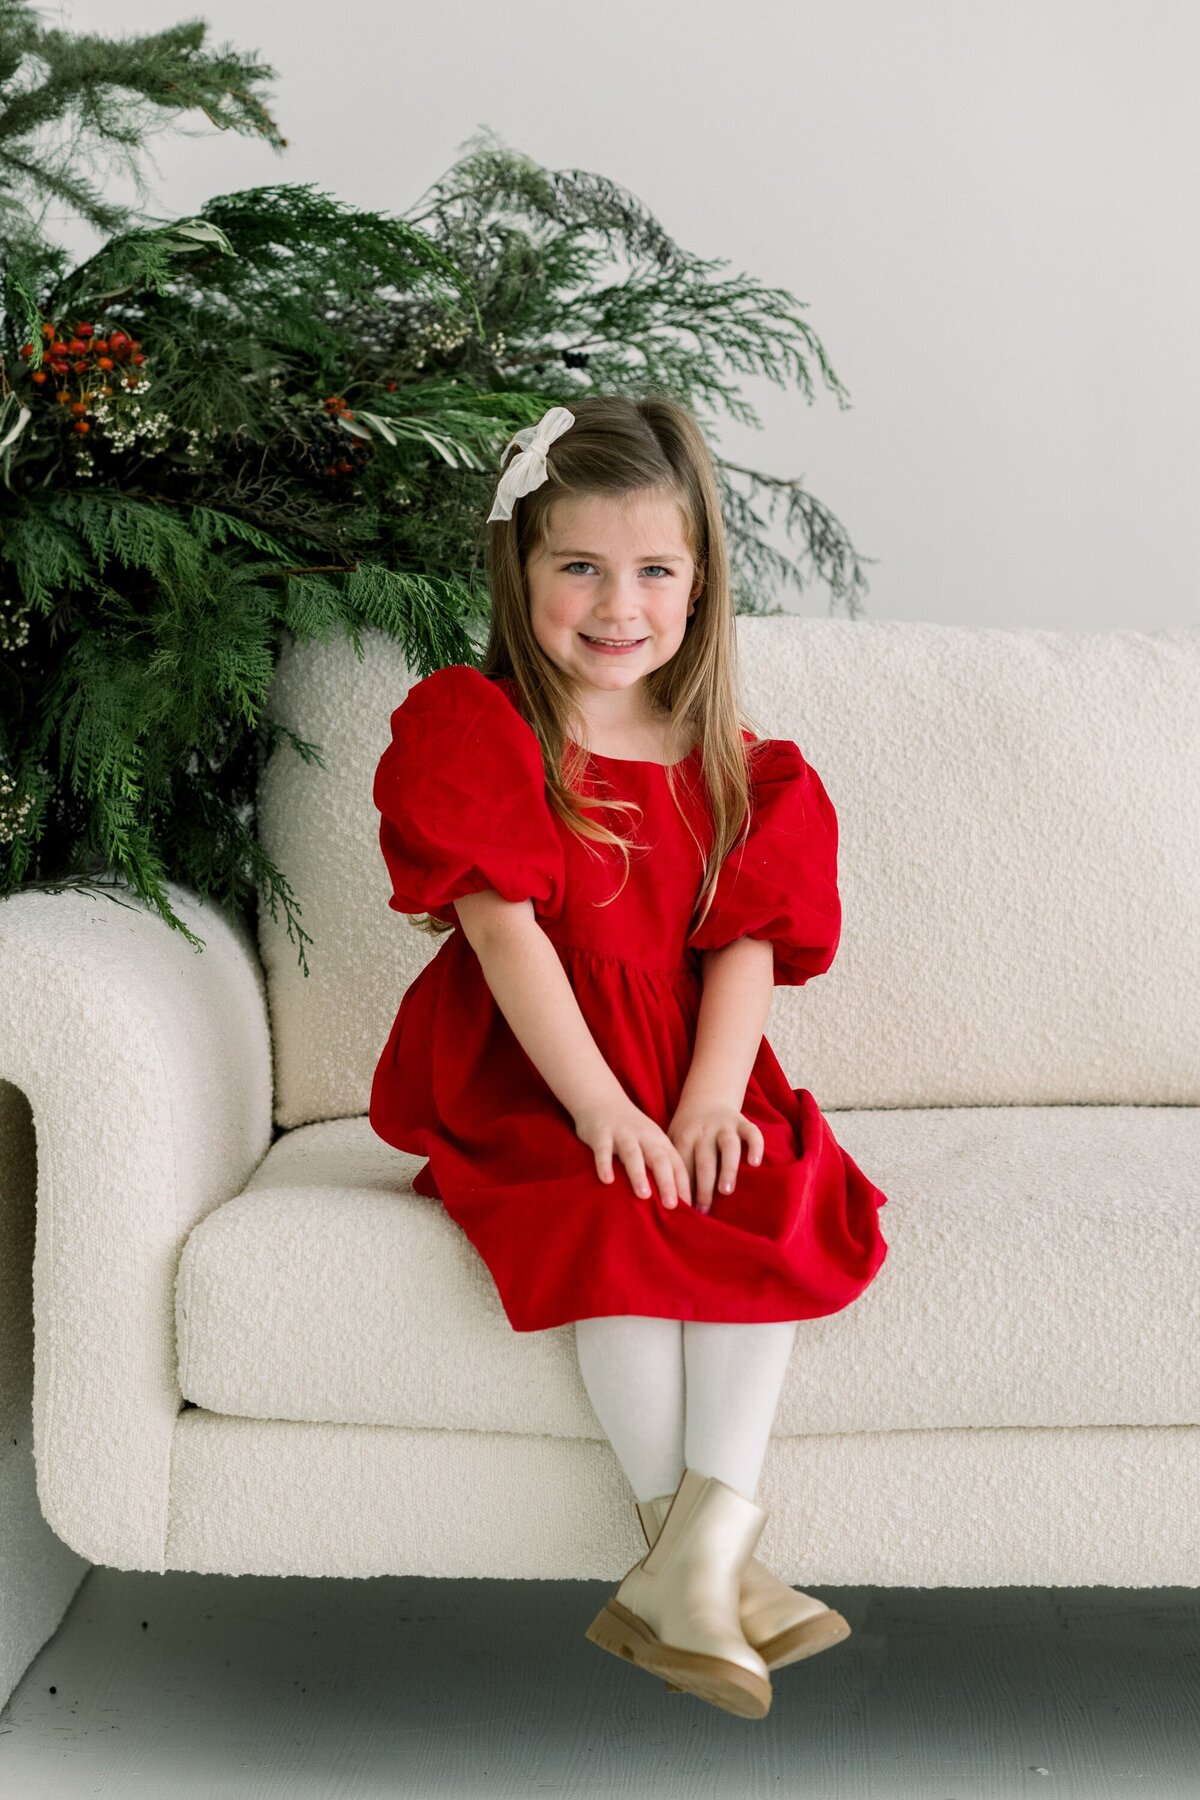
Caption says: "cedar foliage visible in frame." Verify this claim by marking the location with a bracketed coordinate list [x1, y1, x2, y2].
[0, 5, 873, 975]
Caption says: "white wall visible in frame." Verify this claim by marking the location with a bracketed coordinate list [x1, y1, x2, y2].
[46, 0, 1200, 629]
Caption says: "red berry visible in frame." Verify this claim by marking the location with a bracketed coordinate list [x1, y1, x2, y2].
[40, 322, 55, 339]
[125, 375, 139, 388]
[70, 401, 87, 415]
[323, 465, 337, 476]
[337, 460, 352, 473]
[66, 338, 86, 354]
[55, 390, 71, 404]
[50, 341, 68, 356]
[31, 369, 47, 384]
[132, 352, 146, 365]
[72, 359, 88, 372]
[109, 331, 128, 349]
[73, 419, 90, 432]
[96, 356, 113, 370]
[384, 380, 397, 391]
[76, 323, 94, 337]
[19, 343, 33, 358]
[92, 338, 109, 353]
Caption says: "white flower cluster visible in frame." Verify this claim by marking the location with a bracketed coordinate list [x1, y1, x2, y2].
[183, 422, 223, 456]
[0, 596, 31, 650]
[0, 763, 34, 843]
[86, 381, 167, 453]
[420, 320, 469, 353]
[411, 315, 502, 370]
[72, 380, 222, 464]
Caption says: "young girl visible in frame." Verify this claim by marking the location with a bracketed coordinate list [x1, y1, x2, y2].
[369, 394, 889, 1722]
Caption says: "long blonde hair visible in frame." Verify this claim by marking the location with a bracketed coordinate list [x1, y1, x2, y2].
[411, 392, 768, 941]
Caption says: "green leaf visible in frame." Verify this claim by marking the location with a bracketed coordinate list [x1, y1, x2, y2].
[352, 409, 397, 446]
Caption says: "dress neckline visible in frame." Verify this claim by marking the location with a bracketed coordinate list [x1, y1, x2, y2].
[486, 674, 698, 769]
[570, 740, 702, 770]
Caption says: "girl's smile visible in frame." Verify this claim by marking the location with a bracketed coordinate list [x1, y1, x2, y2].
[578, 633, 649, 656]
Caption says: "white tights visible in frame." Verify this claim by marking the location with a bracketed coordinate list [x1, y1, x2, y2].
[573, 1314, 799, 1505]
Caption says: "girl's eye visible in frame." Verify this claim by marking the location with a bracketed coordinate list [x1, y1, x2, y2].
[562, 562, 671, 578]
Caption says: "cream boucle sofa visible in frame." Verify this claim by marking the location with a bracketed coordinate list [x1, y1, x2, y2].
[3, 615, 1199, 1713]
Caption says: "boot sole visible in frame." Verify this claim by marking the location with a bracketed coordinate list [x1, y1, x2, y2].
[662, 1609, 852, 1688]
[759, 1608, 852, 1671]
[585, 1597, 772, 1719]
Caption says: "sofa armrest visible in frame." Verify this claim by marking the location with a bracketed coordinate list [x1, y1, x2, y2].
[0, 878, 273, 1570]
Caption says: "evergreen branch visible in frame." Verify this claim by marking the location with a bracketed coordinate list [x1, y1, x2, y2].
[187, 503, 296, 564]
[236, 819, 314, 976]
[54, 489, 204, 583]
[340, 563, 480, 676]
[403, 125, 683, 270]
[0, 144, 132, 237]
[88, 794, 209, 952]
[257, 715, 326, 770]
[0, 497, 93, 608]
[0, 13, 284, 151]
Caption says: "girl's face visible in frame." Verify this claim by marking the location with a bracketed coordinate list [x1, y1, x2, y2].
[525, 489, 703, 710]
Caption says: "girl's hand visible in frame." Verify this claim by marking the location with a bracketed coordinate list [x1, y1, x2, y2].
[574, 1094, 694, 1209]
[667, 1099, 765, 1214]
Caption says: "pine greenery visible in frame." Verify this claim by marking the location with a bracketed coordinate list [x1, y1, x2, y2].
[0, 5, 875, 977]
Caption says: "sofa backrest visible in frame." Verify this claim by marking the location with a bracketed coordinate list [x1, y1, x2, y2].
[257, 617, 1200, 1129]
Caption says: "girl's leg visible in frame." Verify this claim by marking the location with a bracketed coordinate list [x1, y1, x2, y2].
[682, 1320, 800, 1503]
[574, 1315, 686, 1503]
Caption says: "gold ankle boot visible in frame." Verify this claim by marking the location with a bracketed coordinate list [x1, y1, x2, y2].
[584, 1466, 773, 1719]
[637, 1491, 850, 1676]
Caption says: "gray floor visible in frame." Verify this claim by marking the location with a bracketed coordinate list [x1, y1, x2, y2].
[1, 1571, 1198, 1798]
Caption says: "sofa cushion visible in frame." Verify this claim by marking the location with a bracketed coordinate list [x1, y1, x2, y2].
[176, 1106, 1200, 1437]
[256, 620, 1200, 1129]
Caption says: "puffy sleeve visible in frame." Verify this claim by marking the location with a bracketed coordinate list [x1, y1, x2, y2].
[373, 664, 565, 928]
[686, 737, 841, 986]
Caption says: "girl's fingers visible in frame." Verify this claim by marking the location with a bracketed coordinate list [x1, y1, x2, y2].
[645, 1151, 689, 1208]
[610, 1136, 711, 1207]
[739, 1121, 763, 1170]
[599, 1123, 763, 1210]
[718, 1132, 743, 1195]
[611, 1132, 649, 1198]
[653, 1156, 680, 1207]
[693, 1146, 718, 1210]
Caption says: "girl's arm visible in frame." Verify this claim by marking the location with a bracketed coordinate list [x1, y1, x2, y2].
[677, 937, 775, 1111]
[454, 898, 627, 1121]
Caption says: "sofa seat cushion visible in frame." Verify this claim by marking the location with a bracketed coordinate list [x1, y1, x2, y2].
[176, 1107, 1200, 1437]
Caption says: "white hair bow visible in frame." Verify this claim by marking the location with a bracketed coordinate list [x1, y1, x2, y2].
[487, 406, 576, 522]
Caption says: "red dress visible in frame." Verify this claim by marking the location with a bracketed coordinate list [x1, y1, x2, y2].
[369, 663, 889, 1333]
